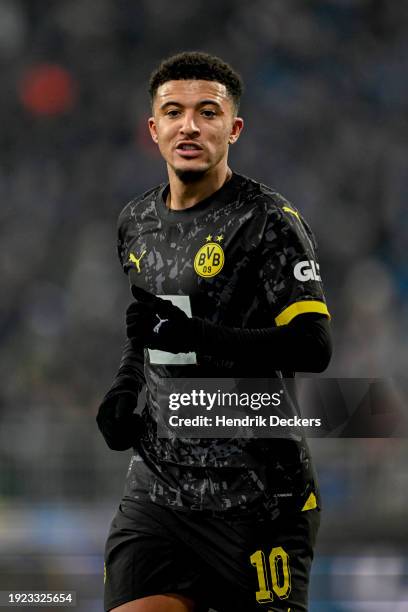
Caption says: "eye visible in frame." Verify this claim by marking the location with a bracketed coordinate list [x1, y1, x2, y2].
[166, 109, 181, 118]
[201, 109, 216, 118]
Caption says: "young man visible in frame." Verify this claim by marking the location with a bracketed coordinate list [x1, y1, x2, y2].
[97, 52, 332, 612]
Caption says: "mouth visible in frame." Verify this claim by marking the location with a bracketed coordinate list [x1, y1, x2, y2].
[175, 142, 203, 158]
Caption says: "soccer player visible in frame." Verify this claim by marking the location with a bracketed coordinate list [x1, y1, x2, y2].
[97, 52, 332, 612]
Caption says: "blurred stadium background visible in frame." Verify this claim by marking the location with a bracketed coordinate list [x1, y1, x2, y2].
[0, 0, 407, 610]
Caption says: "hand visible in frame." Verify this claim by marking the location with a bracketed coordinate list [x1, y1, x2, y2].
[126, 286, 195, 353]
[96, 393, 145, 451]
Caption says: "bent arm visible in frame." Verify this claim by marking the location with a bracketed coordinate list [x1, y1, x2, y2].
[192, 313, 332, 373]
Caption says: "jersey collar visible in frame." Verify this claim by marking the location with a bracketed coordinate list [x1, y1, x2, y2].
[155, 172, 243, 223]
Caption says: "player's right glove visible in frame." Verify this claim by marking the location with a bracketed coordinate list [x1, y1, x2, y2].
[96, 392, 145, 451]
[96, 336, 146, 451]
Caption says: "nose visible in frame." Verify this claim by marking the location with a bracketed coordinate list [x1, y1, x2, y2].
[180, 111, 200, 137]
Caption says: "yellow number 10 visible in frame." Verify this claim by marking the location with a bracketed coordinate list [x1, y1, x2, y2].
[250, 546, 291, 603]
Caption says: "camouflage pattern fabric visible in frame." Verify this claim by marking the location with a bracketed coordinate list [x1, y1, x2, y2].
[116, 173, 329, 515]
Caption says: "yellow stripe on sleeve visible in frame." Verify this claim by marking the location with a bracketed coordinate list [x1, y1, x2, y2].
[275, 300, 330, 326]
[282, 205, 300, 221]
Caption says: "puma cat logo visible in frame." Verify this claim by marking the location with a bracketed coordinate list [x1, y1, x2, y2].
[129, 250, 146, 273]
[153, 314, 168, 334]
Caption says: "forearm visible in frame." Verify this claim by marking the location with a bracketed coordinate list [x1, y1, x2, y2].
[102, 338, 145, 400]
[192, 314, 332, 373]
[125, 288, 332, 372]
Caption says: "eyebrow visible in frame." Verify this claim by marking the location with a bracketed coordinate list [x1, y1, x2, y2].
[159, 99, 223, 111]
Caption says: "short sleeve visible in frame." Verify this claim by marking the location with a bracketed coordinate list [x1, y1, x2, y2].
[116, 213, 128, 272]
[117, 206, 139, 279]
[259, 203, 330, 326]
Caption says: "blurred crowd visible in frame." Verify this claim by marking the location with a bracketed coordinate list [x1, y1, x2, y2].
[0, 0, 407, 550]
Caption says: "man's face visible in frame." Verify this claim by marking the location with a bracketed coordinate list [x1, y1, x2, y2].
[148, 80, 243, 182]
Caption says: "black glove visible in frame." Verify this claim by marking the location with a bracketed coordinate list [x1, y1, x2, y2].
[126, 285, 197, 353]
[96, 392, 145, 451]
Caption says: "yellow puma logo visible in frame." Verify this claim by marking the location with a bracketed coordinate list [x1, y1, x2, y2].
[129, 250, 146, 273]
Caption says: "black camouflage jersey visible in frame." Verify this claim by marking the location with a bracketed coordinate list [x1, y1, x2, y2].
[117, 172, 330, 517]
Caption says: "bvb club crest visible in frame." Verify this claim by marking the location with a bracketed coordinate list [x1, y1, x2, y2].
[194, 234, 225, 278]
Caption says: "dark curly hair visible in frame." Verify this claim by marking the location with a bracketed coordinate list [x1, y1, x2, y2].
[149, 51, 243, 111]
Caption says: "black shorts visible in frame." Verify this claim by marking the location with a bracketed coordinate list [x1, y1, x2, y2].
[104, 499, 320, 612]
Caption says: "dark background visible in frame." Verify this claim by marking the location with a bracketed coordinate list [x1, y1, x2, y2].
[0, 1, 407, 610]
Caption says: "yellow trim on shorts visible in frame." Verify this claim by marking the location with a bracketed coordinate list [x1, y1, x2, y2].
[275, 300, 330, 326]
[302, 492, 317, 511]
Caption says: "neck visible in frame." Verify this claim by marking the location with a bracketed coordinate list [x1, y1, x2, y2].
[166, 164, 232, 211]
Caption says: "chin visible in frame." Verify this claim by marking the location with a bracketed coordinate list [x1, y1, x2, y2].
[174, 167, 208, 184]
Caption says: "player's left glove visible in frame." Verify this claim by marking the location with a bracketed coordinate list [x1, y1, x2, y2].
[126, 285, 197, 353]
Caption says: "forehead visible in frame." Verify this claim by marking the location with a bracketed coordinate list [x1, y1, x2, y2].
[154, 79, 231, 108]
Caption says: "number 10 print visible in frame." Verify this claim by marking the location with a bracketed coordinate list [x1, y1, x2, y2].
[250, 546, 291, 603]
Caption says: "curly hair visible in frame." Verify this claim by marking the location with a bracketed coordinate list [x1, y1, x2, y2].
[149, 51, 243, 111]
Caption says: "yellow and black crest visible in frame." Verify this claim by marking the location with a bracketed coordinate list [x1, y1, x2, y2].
[194, 234, 225, 278]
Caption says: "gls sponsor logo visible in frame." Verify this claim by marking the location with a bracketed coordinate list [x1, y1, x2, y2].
[294, 260, 321, 282]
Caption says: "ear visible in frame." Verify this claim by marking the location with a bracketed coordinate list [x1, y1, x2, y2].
[148, 117, 158, 144]
[228, 117, 244, 144]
